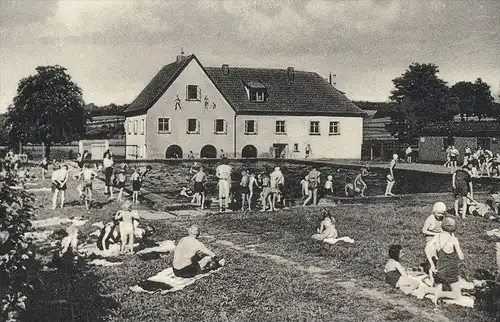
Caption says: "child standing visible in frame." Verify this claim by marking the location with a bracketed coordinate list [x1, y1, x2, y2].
[116, 167, 127, 202]
[248, 172, 260, 211]
[130, 168, 141, 204]
[324, 175, 333, 195]
[191, 166, 207, 209]
[300, 176, 309, 199]
[39, 157, 49, 179]
[240, 170, 249, 211]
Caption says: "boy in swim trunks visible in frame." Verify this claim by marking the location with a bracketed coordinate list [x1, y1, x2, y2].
[74, 163, 98, 209]
[452, 163, 473, 218]
[114, 201, 140, 254]
[239, 170, 250, 211]
[248, 172, 260, 210]
[191, 166, 207, 209]
[51, 165, 69, 210]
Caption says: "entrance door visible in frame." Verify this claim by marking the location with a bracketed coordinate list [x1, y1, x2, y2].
[273, 144, 288, 159]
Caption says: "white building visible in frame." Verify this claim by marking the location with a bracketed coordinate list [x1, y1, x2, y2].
[122, 54, 365, 159]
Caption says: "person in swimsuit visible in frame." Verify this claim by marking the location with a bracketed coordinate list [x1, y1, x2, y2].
[452, 163, 473, 218]
[303, 167, 321, 206]
[422, 202, 446, 262]
[248, 172, 260, 211]
[444, 146, 451, 168]
[385, 245, 437, 298]
[51, 165, 69, 210]
[425, 217, 465, 304]
[270, 167, 284, 210]
[215, 159, 232, 212]
[239, 170, 250, 211]
[300, 176, 309, 199]
[97, 220, 119, 251]
[114, 201, 140, 254]
[191, 166, 207, 209]
[449, 146, 459, 174]
[354, 167, 368, 197]
[385, 154, 398, 196]
[324, 175, 333, 195]
[260, 171, 273, 212]
[130, 168, 141, 204]
[311, 209, 338, 241]
[74, 163, 98, 209]
[39, 157, 49, 179]
[172, 225, 224, 278]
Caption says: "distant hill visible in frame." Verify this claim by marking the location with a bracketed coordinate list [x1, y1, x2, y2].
[84, 103, 128, 117]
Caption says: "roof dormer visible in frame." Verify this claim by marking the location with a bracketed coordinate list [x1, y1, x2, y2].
[243, 81, 267, 103]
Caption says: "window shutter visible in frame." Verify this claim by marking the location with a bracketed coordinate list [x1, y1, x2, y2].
[197, 86, 201, 100]
[214, 119, 217, 133]
[244, 121, 248, 133]
[224, 120, 227, 133]
[255, 121, 258, 134]
[197, 120, 200, 133]
[185, 86, 189, 100]
[186, 119, 189, 133]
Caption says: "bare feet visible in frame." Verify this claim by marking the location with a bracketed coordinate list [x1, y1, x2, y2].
[432, 284, 442, 305]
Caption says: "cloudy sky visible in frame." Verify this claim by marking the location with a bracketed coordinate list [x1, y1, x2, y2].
[0, 0, 499, 113]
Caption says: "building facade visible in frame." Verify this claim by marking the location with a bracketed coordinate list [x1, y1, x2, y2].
[123, 54, 365, 160]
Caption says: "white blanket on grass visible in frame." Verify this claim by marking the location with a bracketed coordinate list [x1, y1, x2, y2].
[138, 211, 176, 220]
[129, 266, 223, 294]
[26, 187, 51, 193]
[323, 236, 355, 245]
[89, 259, 123, 267]
[31, 217, 87, 229]
[79, 240, 175, 257]
[406, 274, 475, 307]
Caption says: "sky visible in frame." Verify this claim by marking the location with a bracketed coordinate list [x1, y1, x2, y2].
[0, 0, 499, 114]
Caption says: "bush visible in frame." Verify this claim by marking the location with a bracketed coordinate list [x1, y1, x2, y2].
[0, 172, 35, 321]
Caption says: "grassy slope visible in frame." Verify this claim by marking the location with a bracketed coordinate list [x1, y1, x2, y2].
[27, 177, 499, 322]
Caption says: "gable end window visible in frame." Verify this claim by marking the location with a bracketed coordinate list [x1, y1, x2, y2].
[186, 85, 201, 101]
[275, 120, 286, 134]
[329, 121, 340, 135]
[158, 118, 170, 133]
[187, 118, 200, 134]
[214, 119, 227, 134]
[309, 121, 320, 135]
[244, 120, 258, 134]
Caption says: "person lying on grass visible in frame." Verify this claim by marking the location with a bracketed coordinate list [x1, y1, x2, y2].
[425, 217, 466, 304]
[172, 225, 225, 278]
[384, 244, 438, 298]
[311, 209, 338, 241]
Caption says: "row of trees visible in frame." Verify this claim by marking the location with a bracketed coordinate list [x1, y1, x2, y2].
[386, 63, 498, 143]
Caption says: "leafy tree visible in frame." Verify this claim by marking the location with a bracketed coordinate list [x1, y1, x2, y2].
[6, 66, 86, 158]
[450, 81, 475, 121]
[471, 78, 494, 120]
[387, 63, 457, 142]
[0, 113, 8, 146]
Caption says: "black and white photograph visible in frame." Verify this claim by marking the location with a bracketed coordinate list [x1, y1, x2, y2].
[0, 0, 499, 321]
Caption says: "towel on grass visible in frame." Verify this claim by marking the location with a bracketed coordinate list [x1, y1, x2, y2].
[407, 274, 476, 307]
[31, 217, 87, 229]
[138, 211, 176, 220]
[89, 259, 123, 267]
[26, 187, 51, 193]
[323, 236, 354, 245]
[129, 266, 223, 294]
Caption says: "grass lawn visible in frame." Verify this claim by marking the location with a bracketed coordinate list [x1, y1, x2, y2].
[25, 176, 499, 322]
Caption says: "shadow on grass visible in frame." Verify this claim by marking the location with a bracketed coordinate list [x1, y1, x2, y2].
[26, 254, 119, 322]
[472, 269, 500, 320]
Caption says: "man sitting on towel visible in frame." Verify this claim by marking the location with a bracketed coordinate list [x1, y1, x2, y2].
[173, 225, 224, 278]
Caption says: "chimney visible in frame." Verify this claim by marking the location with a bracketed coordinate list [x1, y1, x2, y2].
[287, 67, 295, 81]
[176, 48, 187, 62]
[222, 64, 229, 76]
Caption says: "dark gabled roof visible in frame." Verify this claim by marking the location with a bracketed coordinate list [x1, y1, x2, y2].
[422, 121, 500, 137]
[205, 67, 364, 116]
[122, 55, 195, 115]
[122, 54, 365, 117]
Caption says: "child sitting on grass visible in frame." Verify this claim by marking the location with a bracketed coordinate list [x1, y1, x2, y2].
[311, 208, 338, 241]
[384, 245, 438, 298]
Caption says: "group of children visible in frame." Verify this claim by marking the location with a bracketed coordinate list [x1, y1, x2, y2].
[445, 145, 500, 177]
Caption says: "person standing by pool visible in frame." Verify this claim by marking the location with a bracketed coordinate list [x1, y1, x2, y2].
[270, 167, 284, 209]
[239, 170, 250, 211]
[385, 154, 398, 196]
[463, 145, 471, 166]
[405, 145, 412, 164]
[449, 146, 459, 174]
[39, 157, 49, 180]
[103, 153, 114, 197]
[248, 171, 260, 211]
[216, 159, 232, 212]
[354, 167, 368, 197]
[452, 163, 473, 219]
[303, 167, 321, 206]
[444, 146, 451, 168]
[305, 144, 311, 159]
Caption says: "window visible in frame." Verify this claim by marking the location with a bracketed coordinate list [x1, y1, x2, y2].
[293, 143, 299, 152]
[477, 137, 491, 150]
[329, 121, 340, 135]
[214, 119, 227, 134]
[309, 121, 320, 135]
[133, 120, 138, 135]
[249, 90, 265, 102]
[128, 120, 132, 135]
[275, 121, 286, 134]
[187, 118, 200, 134]
[186, 85, 201, 101]
[158, 118, 170, 133]
[245, 120, 257, 134]
[141, 119, 145, 135]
